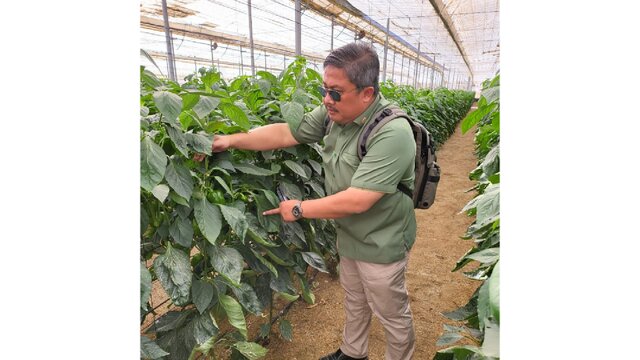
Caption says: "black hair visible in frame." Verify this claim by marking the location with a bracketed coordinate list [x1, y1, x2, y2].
[323, 42, 379, 95]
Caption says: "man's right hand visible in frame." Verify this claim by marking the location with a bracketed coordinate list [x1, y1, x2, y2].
[193, 134, 230, 162]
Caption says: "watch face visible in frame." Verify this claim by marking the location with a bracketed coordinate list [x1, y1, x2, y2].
[292, 206, 301, 218]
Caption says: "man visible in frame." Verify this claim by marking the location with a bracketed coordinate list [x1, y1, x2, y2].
[199, 42, 417, 360]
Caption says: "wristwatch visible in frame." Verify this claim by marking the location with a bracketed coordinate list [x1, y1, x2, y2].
[291, 201, 303, 220]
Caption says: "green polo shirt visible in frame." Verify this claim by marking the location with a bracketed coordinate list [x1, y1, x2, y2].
[288, 94, 417, 264]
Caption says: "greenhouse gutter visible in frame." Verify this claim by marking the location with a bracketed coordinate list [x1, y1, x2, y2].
[426, 0, 473, 83]
[330, 0, 444, 72]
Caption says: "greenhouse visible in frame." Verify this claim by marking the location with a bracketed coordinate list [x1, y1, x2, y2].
[140, 0, 498, 93]
[140, 0, 499, 359]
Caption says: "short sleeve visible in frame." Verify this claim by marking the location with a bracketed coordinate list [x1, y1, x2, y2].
[350, 119, 416, 193]
[288, 104, 328, 144]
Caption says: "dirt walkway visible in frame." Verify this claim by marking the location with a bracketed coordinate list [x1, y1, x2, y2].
[261, 121, 481, 359]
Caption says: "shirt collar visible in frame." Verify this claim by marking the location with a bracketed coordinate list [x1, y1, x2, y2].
[353, 93, 387, 126]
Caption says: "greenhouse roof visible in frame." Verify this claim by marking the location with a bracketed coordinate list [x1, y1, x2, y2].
[140, 0, 499, 91]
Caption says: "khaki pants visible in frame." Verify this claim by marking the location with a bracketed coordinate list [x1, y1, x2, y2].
[339, 254, 415, 360]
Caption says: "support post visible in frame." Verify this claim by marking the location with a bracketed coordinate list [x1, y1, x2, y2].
[295, 0, 301, 56]
[382, 17, 390, 82]
[210, 40, 214, 68]
[413, 42, 420, 88]
[161, 0, 176, 81]
[247, 0, 256, 76]
[330, 16, 334, 51]
[391, 51, 396, 82]
[240, 46, 244, 76]
[430, 55, 436, 89]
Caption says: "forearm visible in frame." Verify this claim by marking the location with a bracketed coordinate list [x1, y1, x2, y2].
[229, 123, 299, 151]
[300, 187, 384, 219]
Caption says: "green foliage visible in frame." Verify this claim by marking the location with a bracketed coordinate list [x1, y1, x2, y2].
[140, 58, 336, 359]
[379, 81, 474, 148]
[434, 73, 500, 359]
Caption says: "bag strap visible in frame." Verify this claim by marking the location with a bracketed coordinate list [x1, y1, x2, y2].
[357, 105, 408, 160]
[358, 105, 415, 200]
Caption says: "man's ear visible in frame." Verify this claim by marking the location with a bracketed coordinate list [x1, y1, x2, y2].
[361, 86, 375, 102]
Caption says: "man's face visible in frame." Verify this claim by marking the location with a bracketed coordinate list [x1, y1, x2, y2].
[321, 65, 374, 124]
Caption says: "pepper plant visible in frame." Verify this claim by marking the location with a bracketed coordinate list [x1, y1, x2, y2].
[379, 81, 474, 147]
[140, 57, 336, 360]
[434, 74, 500, 360]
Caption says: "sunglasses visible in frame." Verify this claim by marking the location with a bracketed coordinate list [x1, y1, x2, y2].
[318, 86, 359, 102]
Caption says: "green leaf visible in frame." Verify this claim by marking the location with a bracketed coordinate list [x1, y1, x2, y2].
[166, 124, 189, 157]
[301, 251, 328, 273]
[481, 86, 500, 104]
[481, 145, 500, 177]
[279, 319, 293, 341]
[169, 191, 190, 207]
[209, 245, 243, 286]
[475, 184, 500, 227]
[436, 332, 464, 347]
[281, 101, 304, 129]
[477, 279, 491, 331]
[153, 243, 192, 306]
[191, 279, 214, 314]
[460, 102, 497, 134]
[181, 93, 200, 111]
[233, 162, 277, 176]
[257, 70, 277, 84]
[145, 310, 191, 334]
[140, 335, 169, 359]
[219, 204, 248, 241]
[232, 341, 268, 360]
[220, 103, 250, 130]
[254, 193, 280, 233]
[155, 321, 192, 360]
[186, 132, 213, 155]
[219, 294, 248, 339]
[283, 160, 309, 180]
[231, 282, 263, 315]
[165, 159, 194, 201]
[307, 159, 322, 175]
[281, 221, 306, 248]
[441, 296, 477, 321]
[297, 275, 315, 304]
[434, 345, 485, 360]
[141, 67, 163, 88]
[254, 80, 271, 98]
[279, 181, 303, 200]
[250, 249, 278, 276]
[152, 184, 170, 203]
[276, 292, 299, 302]
[189, 310, 219, 345]
[489, 261, 500, 324]
[306, 180, 325, 198]
[153, 91, 183, 122]
[193, 95, 221, 119]
[213, 176, 233, 195]
[259, 323, 271, 339]
[169, 216, 193, 248]
[140, 136, 167, 191]
[193, 198, 222, 245]
[482, 320, 500, 357]
[465, 248, 499, 264]
[140, 262, 152, 311]
[291, 88, 309, 105]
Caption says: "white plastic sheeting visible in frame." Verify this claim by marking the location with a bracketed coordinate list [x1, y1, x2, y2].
[140, 0, 499, 92]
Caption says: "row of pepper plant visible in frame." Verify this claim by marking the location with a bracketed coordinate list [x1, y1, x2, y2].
[434, 74, 500, 360]
[379, 81, 474, 148]
[140, 57, 338, 360]
[140, 56, 475, 359]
